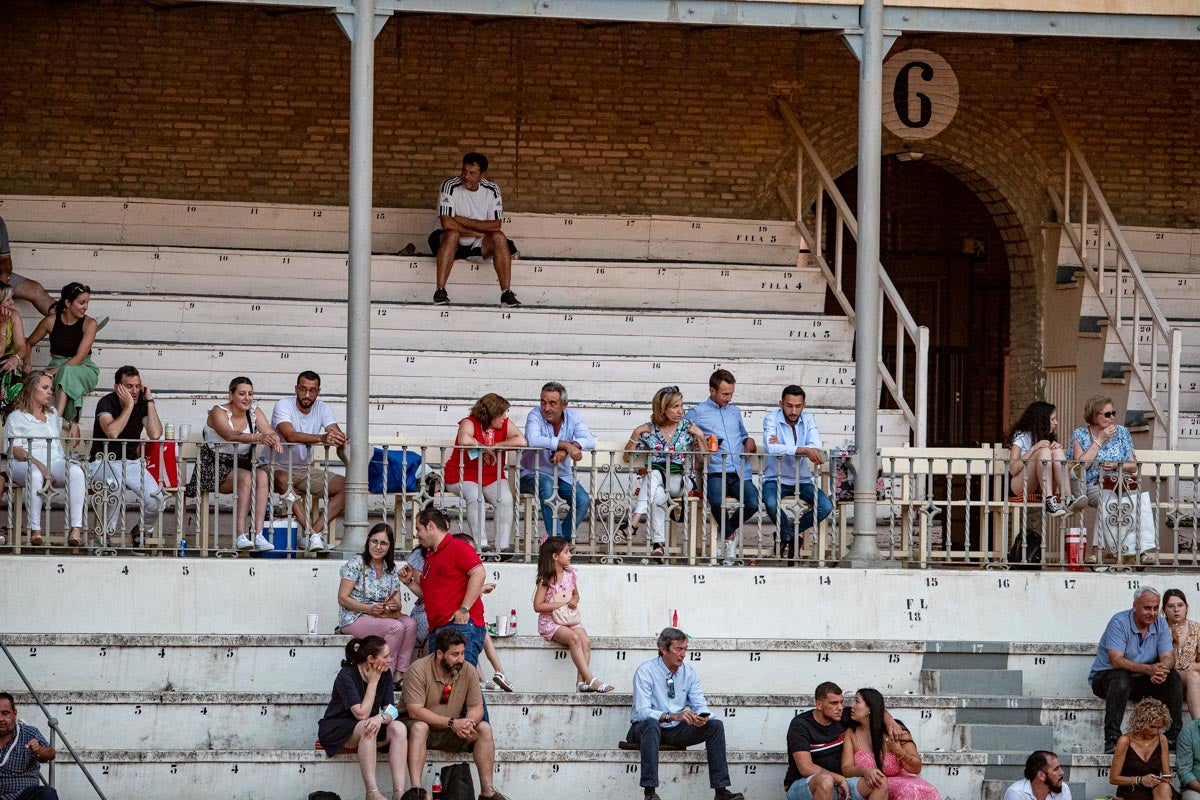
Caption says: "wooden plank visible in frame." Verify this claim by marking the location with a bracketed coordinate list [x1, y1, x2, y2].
[1057, 224, 1197, 273]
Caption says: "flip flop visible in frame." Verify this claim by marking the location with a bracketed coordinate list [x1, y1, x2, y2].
[588, 678, 614, 693]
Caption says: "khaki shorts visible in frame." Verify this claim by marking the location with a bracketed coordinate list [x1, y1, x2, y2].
[274, 464, 331, 495]
[401, 720, 473, 753]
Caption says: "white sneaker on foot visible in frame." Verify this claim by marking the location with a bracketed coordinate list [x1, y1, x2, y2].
[722, 539, 737, 566]
[307, 533, 328, 552]
[236, 533, 255, 550]
[1067, 493, 1089, 514]
[253, 533, 275, 552]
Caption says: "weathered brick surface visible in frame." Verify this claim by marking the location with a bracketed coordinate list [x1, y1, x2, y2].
[0, 2, 1195, 425]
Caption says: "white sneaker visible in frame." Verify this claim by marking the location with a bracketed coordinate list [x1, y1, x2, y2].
[1067, 493, 1089, 514]
[253, 533, 275, 552]
[307, 533, 328, 553]
[236, 533, 255, 550]
[722, 539, 737, 566]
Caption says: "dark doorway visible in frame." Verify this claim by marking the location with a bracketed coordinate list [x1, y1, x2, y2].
[825, 156, 1011, 447]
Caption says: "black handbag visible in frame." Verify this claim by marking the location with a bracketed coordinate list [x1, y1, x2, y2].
[439, 762, 476, 800]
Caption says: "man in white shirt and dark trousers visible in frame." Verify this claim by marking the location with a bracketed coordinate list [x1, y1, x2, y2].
[262, 371, 347, 553]
[627, 628, 744, 800]
[1003, 751, 1072, 800]
[761, 384, 833, 561]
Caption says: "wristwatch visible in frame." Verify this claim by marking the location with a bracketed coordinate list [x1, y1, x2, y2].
[458, 605, 469, 614]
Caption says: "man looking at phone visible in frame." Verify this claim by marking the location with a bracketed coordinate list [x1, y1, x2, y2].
[627, 627, 744, 800]
[89, 365, 163, 547]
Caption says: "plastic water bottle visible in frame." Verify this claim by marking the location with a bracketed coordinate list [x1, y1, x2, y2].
[178, 537, 187, 558]
[509, 608, 518, 636]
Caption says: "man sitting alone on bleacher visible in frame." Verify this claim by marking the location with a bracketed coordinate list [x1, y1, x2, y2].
[1004, 751, 1071, 800]
[0, 691, 58, 800]
[428, 152, 521, 308]
[401, 628, 508, 800]
[89, 365, 164, 547]
[261, 370, 347, 553]
[628, 627, 744, 800]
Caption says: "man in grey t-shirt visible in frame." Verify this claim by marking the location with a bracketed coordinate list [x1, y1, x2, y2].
[0, 217, 55, 315]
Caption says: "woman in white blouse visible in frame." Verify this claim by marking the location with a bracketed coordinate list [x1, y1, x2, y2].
[3, 371, 87, 545]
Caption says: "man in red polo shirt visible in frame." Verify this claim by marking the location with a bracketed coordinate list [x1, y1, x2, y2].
[407, 505, 487, 666]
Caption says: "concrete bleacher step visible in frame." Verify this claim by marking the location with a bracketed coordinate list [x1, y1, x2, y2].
[82, 293, 855, 361]
[1056, 224, 1200, 274]
[12, 241, 823, 311]
[40, 341, 862, 407]
[1097, 317, 1200, 368]
[920, 669, 1023, 696]
[1079, 271, 1200, 322]
[0, 194, 808, 265]
[956, 723, 1054, 752]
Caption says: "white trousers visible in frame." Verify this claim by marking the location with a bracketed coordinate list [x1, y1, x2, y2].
[448, 480, 514, 550]
[11, 459, 86, 530]
[89, 458, 162, 534]
[634, 470, 691, 544]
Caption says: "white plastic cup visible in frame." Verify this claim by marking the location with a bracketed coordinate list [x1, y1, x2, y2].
[496, 614, 509, 637]
[178, 424, 192, 442]
[306, 613, 319, 635]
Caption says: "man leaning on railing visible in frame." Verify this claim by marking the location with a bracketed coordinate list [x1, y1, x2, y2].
[0, 691, 58, 800]
[88, 365, 163, 548]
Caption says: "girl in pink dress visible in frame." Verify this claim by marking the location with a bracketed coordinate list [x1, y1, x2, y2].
[532, 536, 613, 693]
[842, 688, 942, 800]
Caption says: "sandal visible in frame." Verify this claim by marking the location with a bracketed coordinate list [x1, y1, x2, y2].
[589, 678, 614, 693]
[492, 672, 514, 692]
[30, 532, 44, 546]
[68, 528, 83, 547]
[651, 543, 665, 564]
[366, 790, 386, 800]
[577, 680, 595, 693]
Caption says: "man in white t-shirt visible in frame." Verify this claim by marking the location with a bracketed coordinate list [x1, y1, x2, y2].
[1003, 751, 1072, 800]
[263, 370, 347, 552]
[428, 152, 521, 308]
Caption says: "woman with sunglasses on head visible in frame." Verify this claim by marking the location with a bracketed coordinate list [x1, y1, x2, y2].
[1070, 395, 1137, 508]
[25, 282, 100, 442]
[623, 386, 703, 562]
[337, 522, 418, 690]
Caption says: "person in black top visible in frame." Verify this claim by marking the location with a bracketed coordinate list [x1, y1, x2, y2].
[785, 682, 904, 800]
[88, 366, 163, 547]
[318, 635, 409, 800]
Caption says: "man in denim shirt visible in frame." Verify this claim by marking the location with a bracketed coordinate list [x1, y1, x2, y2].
[684, 369, 758, 565]
[519, 381, 595, 542]
[762, 385, 833, 558]
[627, 628, 743, 800]
[1089, 586, 1181, 753]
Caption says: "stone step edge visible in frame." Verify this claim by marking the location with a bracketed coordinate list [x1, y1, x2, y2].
[8, 691, 1108, 710]
[1, 634, 1095, 655]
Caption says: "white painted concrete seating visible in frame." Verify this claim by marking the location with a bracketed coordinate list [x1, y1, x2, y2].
[1058, 224, 1200, 274]
[0, 195, 806, 265]
[1099, 318, 1200, 369]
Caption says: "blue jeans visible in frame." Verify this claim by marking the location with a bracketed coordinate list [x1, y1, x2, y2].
[16, 787, 60, 800]
[762, 481, 833, 542]
[787, 774, 864, 800]
[704, 473, 759, 539]
[519, 474, 590, 541]
[627, 717, 732, 790]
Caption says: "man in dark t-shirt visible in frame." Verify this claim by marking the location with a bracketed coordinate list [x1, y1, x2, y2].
[88, 365, 163, 546]
[785, 681, 901, 800]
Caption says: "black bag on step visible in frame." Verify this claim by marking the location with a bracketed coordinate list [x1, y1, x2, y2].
[439, 762, 476, 800]
[1008, 529, 1043, 570]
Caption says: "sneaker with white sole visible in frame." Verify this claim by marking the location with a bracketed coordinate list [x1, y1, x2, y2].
[722, 539, 737, 566]
[1044, 496, 1067, 517]
[1066, 493, 1089, 514]
[253, 533, 275, 552]
[307, 533, 328, 553]
[236, 533, 255, 550]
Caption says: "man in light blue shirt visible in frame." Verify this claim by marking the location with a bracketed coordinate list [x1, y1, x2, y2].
[684, 369, 759, 565]
[762, 385, 833, 559]
[519, 382, 595, 542]
[1088, 586, 1181, 753]
[628, 628, 743, 800]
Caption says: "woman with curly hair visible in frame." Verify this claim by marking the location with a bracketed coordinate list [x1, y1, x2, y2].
[1109, 697, 1178, 800]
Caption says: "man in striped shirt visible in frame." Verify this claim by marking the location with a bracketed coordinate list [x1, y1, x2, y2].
[428, 152, 521, 308]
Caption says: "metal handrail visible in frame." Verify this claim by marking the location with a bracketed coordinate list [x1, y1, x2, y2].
[776, 99, 930, 447]
[1046, 97, 1181, 449]
[0, 638, 109, 799]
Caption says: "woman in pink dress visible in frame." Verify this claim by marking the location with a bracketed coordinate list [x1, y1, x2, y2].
[841, 688, 942, 800]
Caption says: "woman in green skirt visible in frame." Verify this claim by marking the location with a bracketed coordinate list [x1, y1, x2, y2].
[27, 281, 99, 441]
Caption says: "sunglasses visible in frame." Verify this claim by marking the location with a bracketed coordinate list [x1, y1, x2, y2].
[660, 386, 680, 395]
[440, 682, 453, 704]
[666, 676, 675, 699]
[1101, 411, 1117, 418]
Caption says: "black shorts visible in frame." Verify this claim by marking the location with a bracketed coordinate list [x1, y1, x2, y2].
[427, 229, 518, 259]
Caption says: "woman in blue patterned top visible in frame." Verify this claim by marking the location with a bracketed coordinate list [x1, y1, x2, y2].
[336, 522, 418, 688]
[1071, 395, 1138, 507]
[623, 386, 703, 560]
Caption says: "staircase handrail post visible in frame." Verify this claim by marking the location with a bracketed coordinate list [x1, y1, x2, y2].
[915, 326, 930, 447]
[1170, 328, 1182, 450]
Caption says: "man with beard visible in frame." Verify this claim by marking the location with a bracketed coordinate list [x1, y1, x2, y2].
[401, 628, 507, 800]
[761, 385, 833, 559]
[1004, 751, 1072, 800]
[0, 691, 58, 800]
[263, 370, 347, 553]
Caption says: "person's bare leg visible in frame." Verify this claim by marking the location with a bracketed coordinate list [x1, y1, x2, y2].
[385, 721, 409, 795]
[1184, 670, 1200, 722]
[485, 232, 512, 291]
[551, 625, 594, 685]
[14, 279, 54, 317]
[1051, 447, 1071, 497]
[324, 475, 347, 527]
[406, 721, 429, 792]
[471, 721, 498, 796]
[273, 471, 310, 532]
[234, 469, 253, 533]
[252, 467, 271, 534]
[482, 632, 507, 676]
[353, 721, 381, 794]
[436, 230, 460, 290]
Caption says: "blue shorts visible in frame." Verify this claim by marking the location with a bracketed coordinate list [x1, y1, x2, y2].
[786, 774, 864, 800]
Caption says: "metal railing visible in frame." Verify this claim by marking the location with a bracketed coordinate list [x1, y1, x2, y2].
[6, 437, 1200, 570]
[0, 638, 108, 799]
[776, 98, 930, 447]
[1046, 96, 1182, 449]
